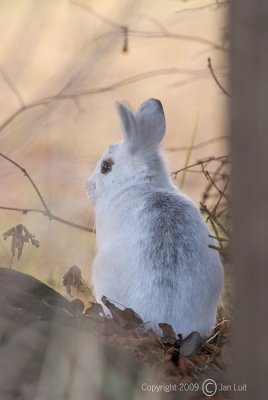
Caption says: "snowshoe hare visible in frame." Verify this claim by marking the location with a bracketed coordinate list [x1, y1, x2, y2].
[87, 99, 223, 337]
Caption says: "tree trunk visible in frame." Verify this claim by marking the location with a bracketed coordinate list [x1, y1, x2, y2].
[231, 1, 268, 398]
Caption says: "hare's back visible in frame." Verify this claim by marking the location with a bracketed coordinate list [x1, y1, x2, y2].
[139, 190, 208, 274]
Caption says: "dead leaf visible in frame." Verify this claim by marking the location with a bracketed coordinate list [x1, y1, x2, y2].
[70, 299, 84, 314]
[85, 302, 105, 322]
[3, 224, 40, 260]
[101, 296, 143, 329]
[180, 331, 203, 357]
[62, 265, 85, 297]
[159, 323, 177, 345]
[85, 302, 104, 315]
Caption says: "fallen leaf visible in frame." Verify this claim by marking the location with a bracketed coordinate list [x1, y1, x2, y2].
[159, 322, 177, 345]
[101, 296, 143, 329]
[70, 299, 84, 314]
[62, 265, 85, 297]
[180, 331, 203, 357]
[3, 224, 40, 260]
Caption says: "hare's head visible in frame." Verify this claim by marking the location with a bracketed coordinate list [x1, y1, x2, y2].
[87, 99, 169, 204]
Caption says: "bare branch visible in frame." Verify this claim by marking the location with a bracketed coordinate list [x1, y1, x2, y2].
[71, 1, 227, 52]
[0, 152, 49, 213]
[203, 169, 230, 203]
[176, 0, 230, 15]
[200, 202, 230, 237]
[172, 155, 229, 178]
[95, 29, 228, 53]
[0, 206, 95, 233]
[0, 64, 25, 108]
[0, 153, 94, 234]
[208, 57, 230, 97]
[0, 67, 204, 135]
[211, 176, 230, 215]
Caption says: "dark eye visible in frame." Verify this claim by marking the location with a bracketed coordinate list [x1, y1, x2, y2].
[101, 159, 114, 174]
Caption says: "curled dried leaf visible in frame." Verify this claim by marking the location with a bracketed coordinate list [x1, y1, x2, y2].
[101, 296, 143, 329]
[2, 224, 40, 260]
[62, 265, 85, 297]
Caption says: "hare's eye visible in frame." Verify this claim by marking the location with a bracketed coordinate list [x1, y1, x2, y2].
[101, 159, 114, 174]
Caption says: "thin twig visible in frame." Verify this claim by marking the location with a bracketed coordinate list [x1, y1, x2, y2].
[166, 135, 228, 152]
[201, 161, 226, 202]
[205, 170, 230, 203]
[208, 57, 230, 97]
[200, 202, 230, 237]
[0, 206, 94, 233]
[176, 0, 229, 15]
[209, 235, 229, 243]
[209, 218, 224, 249]
[172, 155, 229, 178]
[0, 64, 25, 108]
[0, 152, 49, 213]
[211, 176, 230, 215]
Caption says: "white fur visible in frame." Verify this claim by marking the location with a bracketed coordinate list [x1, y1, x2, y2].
[87, 99, 223, 338]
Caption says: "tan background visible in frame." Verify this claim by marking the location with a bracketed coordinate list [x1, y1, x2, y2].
[0, 0, 228, 291]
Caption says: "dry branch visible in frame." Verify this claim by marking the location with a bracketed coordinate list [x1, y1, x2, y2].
[0, 152, 94, 234]
[0, 67, 207, 135]
[208, 57, 230, 97]
[71, 1, 228, 52]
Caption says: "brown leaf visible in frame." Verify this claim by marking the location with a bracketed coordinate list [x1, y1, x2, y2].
[62, 265, 85, 297]
[159, 323, 177, 345]
[101, 296, 143, 329]
[70, 299, 84, 314]
[85, 302, 104, 315]
[84, 302, 105, 322]
[180, 331, 203, 357]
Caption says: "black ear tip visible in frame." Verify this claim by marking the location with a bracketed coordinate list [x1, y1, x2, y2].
[139, 98, 164, 114]
[149, 98, 162, 105]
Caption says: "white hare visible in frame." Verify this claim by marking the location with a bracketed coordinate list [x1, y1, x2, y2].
[87, 99, 223, 337]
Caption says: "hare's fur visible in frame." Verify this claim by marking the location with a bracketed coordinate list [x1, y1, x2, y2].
[88, 99, 223, 337]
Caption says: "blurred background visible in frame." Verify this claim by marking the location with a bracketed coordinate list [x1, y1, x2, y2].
[0, 0, 229, 293]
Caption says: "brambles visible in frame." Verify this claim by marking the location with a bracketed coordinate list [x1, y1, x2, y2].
[172, 154, 231, 263]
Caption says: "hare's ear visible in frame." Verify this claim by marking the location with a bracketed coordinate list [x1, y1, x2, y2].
[136, 99, 166, 151]
[116, 101, 138, 153]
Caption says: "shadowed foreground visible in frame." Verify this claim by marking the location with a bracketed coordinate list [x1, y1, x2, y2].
[0, 268, 141, 400]
[0, 268, 230, 400]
